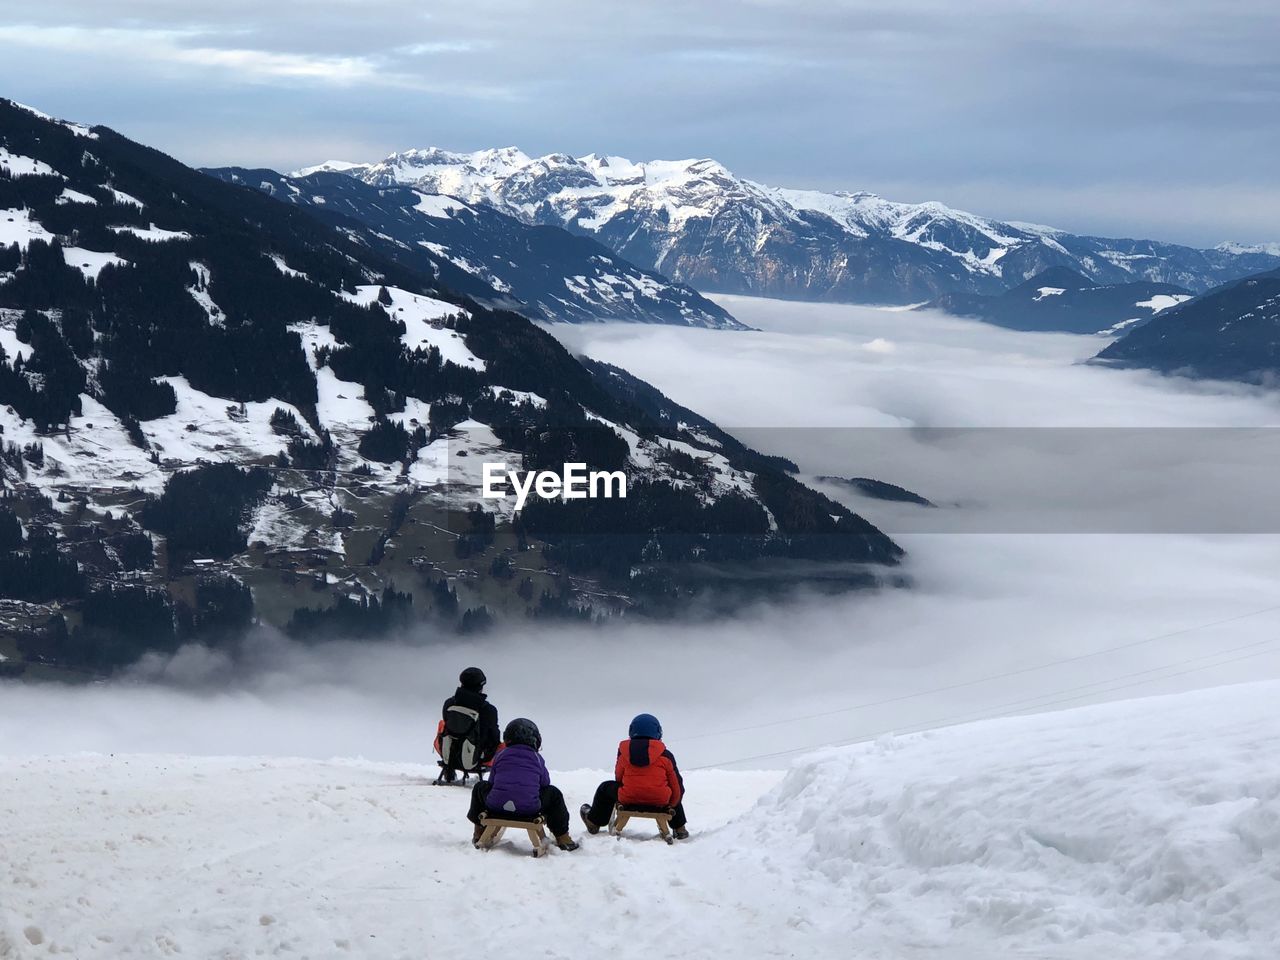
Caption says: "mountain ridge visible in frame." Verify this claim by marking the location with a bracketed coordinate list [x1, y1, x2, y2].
[204, 166, 746, 330]
[1093, 266, 1280, 383]
[303, 146, 1280, 306]
[925, 267, 1193, 334]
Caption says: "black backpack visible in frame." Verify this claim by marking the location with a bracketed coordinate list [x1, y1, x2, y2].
[439, 704, 483, 773]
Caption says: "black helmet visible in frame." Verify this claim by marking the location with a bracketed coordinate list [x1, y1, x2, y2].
[459, 666, 486, 691]
[503, 717, 541, 750]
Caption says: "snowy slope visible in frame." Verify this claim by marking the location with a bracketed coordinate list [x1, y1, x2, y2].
[2, 681, 1277, 958]
[0, 286, 470, 505]
[309, 147, 1280, 305]
[207, 166, 744, 329]
[743, 680, 1280, 957]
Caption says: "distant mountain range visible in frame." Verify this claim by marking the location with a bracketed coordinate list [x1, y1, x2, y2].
[204, 167, 744, 330]
[301, 147, 1280, 306]
[1093, 267, 1280, 383]
[205, 152, 1280, 388]
[925, 266, 1193, 335]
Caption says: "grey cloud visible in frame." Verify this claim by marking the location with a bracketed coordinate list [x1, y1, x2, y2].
[0, 0, 1276, 243]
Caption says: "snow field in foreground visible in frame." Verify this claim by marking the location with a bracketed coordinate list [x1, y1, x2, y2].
[1, 681, 1278, 959]
[0, 760, 778, 960]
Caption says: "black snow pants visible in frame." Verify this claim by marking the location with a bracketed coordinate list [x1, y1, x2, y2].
[468, 780, 571, 837]
[584, 779, 687, 830]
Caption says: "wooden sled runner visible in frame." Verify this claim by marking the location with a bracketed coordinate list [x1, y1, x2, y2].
[475, 813, 550, 858]
[609, 805, 674, 845]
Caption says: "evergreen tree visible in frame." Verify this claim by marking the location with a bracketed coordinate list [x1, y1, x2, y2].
[142, 464, 271, 559]
[287, 430, 334, 470]
[358, 418, 411, 463]
[285, 585, 412, 640]
[432, 578, 459, 618]
[0, 543, 84, 602]
[69, 584, 178, 670]
[112, 530, 154, 571]
[0, 505, 22, 551]
[193, 573, 254, 643]
[459, 606, 493, 634]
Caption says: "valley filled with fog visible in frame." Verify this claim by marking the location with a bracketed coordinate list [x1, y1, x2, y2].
[5, 297, 1279, 773]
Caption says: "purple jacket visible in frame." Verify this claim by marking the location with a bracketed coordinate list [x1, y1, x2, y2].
[484, 744, 549, 816]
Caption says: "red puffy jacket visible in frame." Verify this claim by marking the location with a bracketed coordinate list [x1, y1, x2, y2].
[616, 737, 684, 808]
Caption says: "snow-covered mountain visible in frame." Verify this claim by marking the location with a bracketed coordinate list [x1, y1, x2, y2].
[5, 680, 1277, 957]
[0, 98, 900, 675]
[1094, 266, 1280, 383]
[1216, 241, 1280, 257]
[309, 147, 1280, 305]
[206, 167, 744, 329]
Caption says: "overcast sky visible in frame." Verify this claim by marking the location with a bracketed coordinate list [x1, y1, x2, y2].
[0, 0, 1276, 245]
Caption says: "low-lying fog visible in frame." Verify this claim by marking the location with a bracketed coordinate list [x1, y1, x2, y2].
[4, 297, 1279, 772]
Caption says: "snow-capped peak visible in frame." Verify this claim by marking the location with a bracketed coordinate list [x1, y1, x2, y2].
[315, 146, 1049, 272]
[1004, 220, 1067, 237]
[301, 144, 1280, 305]
[1215, 240, 1280, 257]
[373, 145, 533, 180]
[290, 160, 368, 177]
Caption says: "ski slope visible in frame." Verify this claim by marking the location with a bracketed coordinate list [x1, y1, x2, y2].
[2, 681, 1277, 959]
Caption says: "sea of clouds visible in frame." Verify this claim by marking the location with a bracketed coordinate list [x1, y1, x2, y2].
[3, 297, 1279, 771]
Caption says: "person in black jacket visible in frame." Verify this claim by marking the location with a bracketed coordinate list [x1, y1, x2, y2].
[436, 666, 501, 782]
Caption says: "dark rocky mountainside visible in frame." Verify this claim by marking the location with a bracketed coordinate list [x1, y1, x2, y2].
[0, 99, 900, 677]
[926, 267, 1193, 334]
[1093, 268, 1280, 383]
[815, 476, 935, 508]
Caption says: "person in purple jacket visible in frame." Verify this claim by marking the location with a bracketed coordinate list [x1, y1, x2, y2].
[467, 718, 578, 851]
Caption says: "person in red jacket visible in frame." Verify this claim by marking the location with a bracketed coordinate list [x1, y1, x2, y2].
[579, 713, 689, 840]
